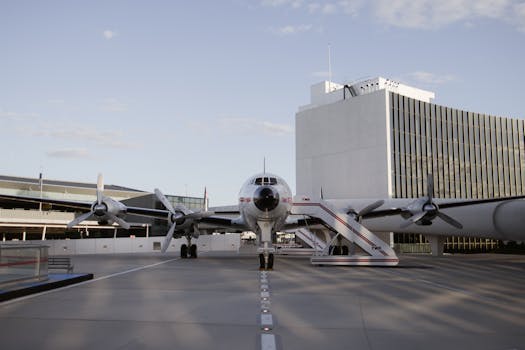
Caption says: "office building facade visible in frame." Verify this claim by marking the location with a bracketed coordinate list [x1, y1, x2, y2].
[296, 78, 525, 251]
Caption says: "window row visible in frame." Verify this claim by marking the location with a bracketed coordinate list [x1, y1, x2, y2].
[389, 92, 525, 199]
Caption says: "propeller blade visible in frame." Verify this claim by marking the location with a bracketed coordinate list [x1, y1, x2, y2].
[161, 223, 177, 253]
[400, 211, 427, 229]
[97, 173, 104, 205]
[107, 213, 131, 230]
[358, 200, 385, 217]
[203, 186, 208, 212]
[67, 211, 94, 229]
[154, 188, 176, 213]
[427, 174, 434, 203]
[437, 212, 463, 229]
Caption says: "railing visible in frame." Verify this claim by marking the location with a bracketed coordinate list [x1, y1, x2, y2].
[0, 208, 75, 220]
[0, 244, 49, 287]
[394, 243, 431, 254]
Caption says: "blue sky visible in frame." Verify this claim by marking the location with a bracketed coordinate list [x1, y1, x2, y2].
[1, 0, 525, 205]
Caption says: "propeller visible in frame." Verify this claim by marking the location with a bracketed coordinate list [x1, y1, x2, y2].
[155, 188, 190, 253]
[348, 200, 385, 222]
[400, 175, 462, 230]
[67, 174, 130, 229]
[155, 188, 215, 253]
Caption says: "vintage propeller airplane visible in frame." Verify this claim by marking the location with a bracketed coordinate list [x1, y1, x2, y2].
[1, 173, 525, 269]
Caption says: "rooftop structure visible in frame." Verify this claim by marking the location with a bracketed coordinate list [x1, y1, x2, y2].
[299, 77, 435, 112]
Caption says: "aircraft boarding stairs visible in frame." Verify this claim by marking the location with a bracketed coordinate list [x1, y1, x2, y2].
[291, 196, 399, 266]
[294, 228, 327, 251]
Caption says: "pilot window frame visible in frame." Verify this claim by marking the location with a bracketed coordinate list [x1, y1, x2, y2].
[254, 177, 278, 185]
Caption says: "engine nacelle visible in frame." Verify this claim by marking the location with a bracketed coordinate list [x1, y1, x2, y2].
[91, 197, 128, 223]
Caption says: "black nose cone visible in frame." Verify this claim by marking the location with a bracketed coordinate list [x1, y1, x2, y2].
[254, 186, 280, 212]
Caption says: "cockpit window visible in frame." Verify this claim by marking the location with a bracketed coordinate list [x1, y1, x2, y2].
[254, 177, 278, 185]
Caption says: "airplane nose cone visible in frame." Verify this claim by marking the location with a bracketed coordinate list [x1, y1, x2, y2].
[254, 186, 280, 212]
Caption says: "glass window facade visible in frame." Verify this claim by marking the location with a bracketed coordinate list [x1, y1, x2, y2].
[166, 195, 205, 211]
[389, 92, 525, 199]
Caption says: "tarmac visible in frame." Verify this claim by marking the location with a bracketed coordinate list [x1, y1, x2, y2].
[0, 252, 524, 350]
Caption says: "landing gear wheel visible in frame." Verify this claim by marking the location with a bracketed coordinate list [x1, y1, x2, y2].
[333, 246, 342, 256]
[180, 244, 188, 259]
[189, 244, 197, 259]
[259, 254, 265, 270]
[267, 253, 274, 270]
[342, 246, 349, 255]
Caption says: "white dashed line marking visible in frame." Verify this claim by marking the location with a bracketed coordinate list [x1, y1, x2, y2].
[261, 334, 276, 350]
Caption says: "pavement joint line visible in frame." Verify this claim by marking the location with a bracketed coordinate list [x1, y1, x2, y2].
[0, 258, 180, 306]
[388, 269, 500, 303]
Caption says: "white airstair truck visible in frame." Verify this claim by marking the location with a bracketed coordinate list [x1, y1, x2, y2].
[291, 196, 399, 266]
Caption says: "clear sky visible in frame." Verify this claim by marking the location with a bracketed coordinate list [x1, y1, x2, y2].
[1, 0, 525, 205]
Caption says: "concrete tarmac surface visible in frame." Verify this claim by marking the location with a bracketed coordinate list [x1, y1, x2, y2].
[0, 252, 524, 350]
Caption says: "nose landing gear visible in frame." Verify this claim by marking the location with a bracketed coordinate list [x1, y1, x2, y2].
[259, 252, 274, 270]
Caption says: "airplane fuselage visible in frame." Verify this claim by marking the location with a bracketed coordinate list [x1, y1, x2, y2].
[238, 173, 292, 235]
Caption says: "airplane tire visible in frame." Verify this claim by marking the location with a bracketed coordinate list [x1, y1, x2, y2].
[267, 254, 274, 270]
[259, 254, 265, 270]
[333, 246, 341, 256]
[189, 244, 197, 259]
[342, 246, 349, 255]
[181, 244, 188, 259]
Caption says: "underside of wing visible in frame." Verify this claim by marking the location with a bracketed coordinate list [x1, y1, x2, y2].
[0, 193, 92, 211]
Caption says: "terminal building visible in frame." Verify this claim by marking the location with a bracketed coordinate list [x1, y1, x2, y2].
[0, 174, 205, 241]
[296, 77, 525, 252]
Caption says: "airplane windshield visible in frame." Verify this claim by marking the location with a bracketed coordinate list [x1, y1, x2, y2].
[254, 177, 277, 185]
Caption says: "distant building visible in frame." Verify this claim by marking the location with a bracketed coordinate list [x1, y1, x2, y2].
[296, 77, 525, 252]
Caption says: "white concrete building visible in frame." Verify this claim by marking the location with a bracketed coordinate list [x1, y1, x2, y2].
[296, 77, 525, 202]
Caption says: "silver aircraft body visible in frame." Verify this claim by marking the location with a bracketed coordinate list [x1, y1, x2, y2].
[2, 172, 525, 268]
[237, 173, 292, 233]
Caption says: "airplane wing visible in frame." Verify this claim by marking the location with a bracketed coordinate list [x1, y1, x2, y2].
[360, 195, 525, 219]
[0, 193, 170, 219]
[0, 193, 93, 211]
[323, 195, 525, 241]
[0, 191, 252, 246]
[0, 193, 246, 224]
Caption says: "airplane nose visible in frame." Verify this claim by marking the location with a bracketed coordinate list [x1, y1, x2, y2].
[254, 186, 280, 212]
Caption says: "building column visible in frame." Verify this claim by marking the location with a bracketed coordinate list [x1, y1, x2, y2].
[374, 232, 394, 247]
[427, 235, 445, 256]
[41, 226, 47, 241]
[22, 230, 26, 241]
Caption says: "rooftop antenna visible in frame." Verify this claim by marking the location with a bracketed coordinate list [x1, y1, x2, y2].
[328, 43, 332, 92]
[263, 157, 266, 174]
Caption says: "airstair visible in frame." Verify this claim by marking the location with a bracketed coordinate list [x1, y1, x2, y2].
[291, 196, 399, 266]
[294, 228, 327, 251]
